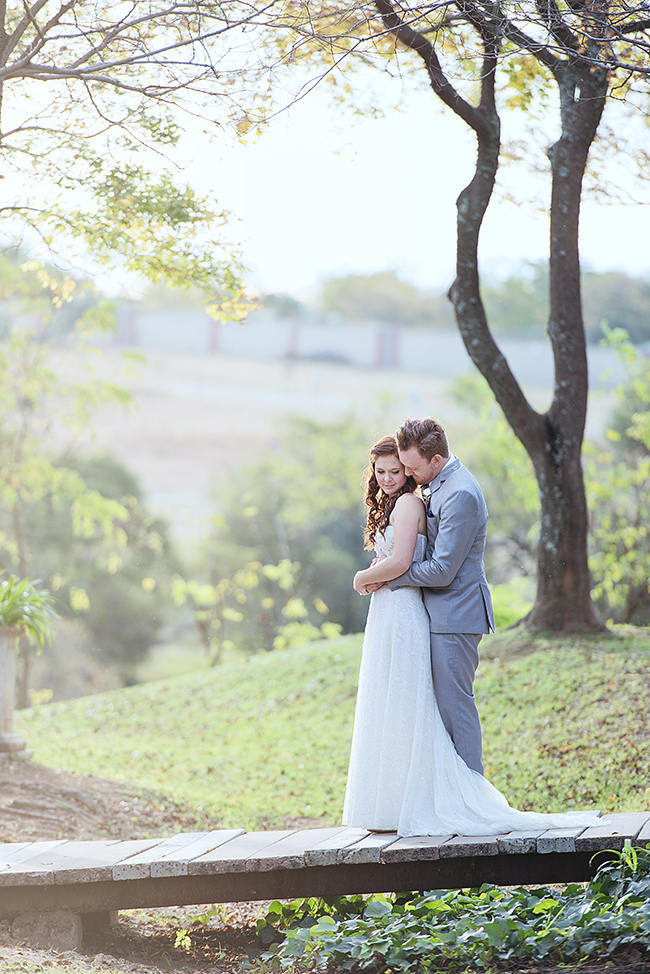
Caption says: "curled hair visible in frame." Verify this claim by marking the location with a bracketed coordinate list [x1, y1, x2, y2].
[395, 417, 449, 462]
[363, 435, 417, 550]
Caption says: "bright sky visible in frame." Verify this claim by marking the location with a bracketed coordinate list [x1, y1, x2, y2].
[187, 82, 650, 300]
[11, 64, 645, 302]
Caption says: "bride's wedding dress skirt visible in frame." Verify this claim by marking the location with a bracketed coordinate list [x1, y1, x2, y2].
[343, 567, 599, 837]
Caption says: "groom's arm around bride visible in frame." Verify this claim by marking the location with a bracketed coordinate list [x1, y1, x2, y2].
[389, 418, 495, 775]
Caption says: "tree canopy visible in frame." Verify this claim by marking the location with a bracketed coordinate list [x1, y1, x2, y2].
[0, 1, 271, 310]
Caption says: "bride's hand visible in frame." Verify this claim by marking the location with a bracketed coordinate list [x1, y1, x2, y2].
[353, 571, 367, 594]
[354, 571, 378, 595]
[354, 572, 382, 595]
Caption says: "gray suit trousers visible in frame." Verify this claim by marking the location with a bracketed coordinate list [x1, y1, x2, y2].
[430, 632, 483, 774]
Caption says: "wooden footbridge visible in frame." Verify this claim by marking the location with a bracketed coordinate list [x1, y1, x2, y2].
[2, 812, 649, 950]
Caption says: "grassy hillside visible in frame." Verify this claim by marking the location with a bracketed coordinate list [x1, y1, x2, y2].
[17, 626, 650, 830]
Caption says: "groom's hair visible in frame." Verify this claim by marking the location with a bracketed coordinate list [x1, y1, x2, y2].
[396, 418, 449, 460]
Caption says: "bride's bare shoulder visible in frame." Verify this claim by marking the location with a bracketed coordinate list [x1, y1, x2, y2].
[393, 492, 425, 514]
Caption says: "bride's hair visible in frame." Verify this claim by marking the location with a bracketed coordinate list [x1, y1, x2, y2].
[363, 435, 417, 550]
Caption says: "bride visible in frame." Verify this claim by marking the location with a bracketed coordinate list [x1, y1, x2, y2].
[342, 435, 599, 837]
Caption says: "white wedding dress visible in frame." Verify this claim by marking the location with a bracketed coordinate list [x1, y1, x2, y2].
[343, 527, 600, 837]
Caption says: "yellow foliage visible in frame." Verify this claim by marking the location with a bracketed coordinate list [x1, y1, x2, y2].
[69, 587, 90, 613]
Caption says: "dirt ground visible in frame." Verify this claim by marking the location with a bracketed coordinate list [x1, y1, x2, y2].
[0, 901, 268, 973]
[0, 755, 268, 972]
[0, 755, 201, 843]
[1, 757, 649, 973]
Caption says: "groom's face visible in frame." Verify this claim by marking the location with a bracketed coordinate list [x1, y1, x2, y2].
[398, 447, 443, 486]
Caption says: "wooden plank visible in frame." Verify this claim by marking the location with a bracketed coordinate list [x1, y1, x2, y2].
[188, 831, 295, 875]
[0, 842, 35, 865]
[537, 827, 586, 854]
[304, 828, 368, 866]
[150, 830, 246, 878]
[575, 812, 650, 853]
[0, 841, 68, 867]
[636, 821, 650, 845]
[246, 828, 346, 872]
[113, 834, 204, 879]
[439, 834, 500, 858]
[0, 841, 69, 886]
[113, 832, 245, 880]
[1, 840, 158, 886]
[381, 835, 453, 863]
[497, 831, 545, 855]
[52, 840, 165, 884]
[339, 832, 399, 864]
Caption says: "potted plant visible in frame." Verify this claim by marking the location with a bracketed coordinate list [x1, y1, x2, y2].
[0, 575, 57, 753]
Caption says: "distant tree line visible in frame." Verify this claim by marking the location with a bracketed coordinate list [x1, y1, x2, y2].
[262, 265, 650, 345]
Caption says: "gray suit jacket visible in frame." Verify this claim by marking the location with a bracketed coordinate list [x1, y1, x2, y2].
[389, 456, 495, 634]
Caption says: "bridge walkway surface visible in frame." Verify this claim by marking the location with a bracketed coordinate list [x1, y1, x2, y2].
[1, 812, 649, 951]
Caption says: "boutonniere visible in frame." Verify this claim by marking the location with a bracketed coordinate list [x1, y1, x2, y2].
[421, 486, 432, 502]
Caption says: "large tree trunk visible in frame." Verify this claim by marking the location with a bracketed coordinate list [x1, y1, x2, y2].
[523, 67, 607, 631]
[527, 437, 600, 630]
[449, 63, 608, 632]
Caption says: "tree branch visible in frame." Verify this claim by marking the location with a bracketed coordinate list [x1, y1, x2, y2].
[534, 0, 581, 52]
[374, 0, 490, 134]
[0, 0, 51, 62]
[8, 0, 88, 66]
[617, 16, 650, 33]
[499, 18, 562, 70]
[68, 4, 163, 70]
[2, 1, 278, 82]
[4, 63, 204, 95]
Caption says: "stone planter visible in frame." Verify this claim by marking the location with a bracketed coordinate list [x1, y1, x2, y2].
[0, 627, 27, 753]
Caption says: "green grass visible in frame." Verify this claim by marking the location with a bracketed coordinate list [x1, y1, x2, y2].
[133, 639, 210, 683]
[16, 626, 650, 829]
[479, 625, 650, 813]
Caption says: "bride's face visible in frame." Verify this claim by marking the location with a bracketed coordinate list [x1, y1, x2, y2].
[374, 455, 407, 496]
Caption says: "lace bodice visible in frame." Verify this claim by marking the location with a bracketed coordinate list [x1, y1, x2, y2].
[375, 524, 427, 562]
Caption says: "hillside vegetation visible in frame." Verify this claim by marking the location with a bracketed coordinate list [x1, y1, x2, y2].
[17, 626, 650, 829]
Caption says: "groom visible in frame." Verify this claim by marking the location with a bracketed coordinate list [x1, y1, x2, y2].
[389, 417, 494, 775]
